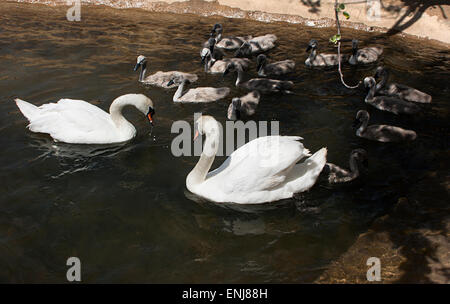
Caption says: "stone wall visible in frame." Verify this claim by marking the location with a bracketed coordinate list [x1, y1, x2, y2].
[15, 0, 450, 45]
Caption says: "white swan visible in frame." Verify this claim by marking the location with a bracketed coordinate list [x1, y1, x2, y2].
[186, 115, 327, 204]
[134, 55, 198, 88]
[15, 94, 155, 144]
[167, 76, 230, 103]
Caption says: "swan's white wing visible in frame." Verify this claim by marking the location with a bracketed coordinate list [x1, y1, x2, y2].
[281, 148, 327, 193]
[206, 136, 308, 193]
[28, 99, 114, 142]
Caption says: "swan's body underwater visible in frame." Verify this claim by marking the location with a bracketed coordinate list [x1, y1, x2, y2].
[15, 94, 155, 144]
[186, 116, 327, 204]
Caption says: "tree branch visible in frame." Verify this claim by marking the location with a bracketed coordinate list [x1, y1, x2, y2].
[334, 0, 361, 89]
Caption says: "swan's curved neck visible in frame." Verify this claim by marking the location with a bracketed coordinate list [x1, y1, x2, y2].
[216, 32, 222, 42]
[309, 48, 317, 61]
[204, 58, 210, 72]
[234, 67, 244, 86]
[204, 56, 215, 72]
[187, 131, 219, 189]
[173, 81, 186, 102]
[139, 61, 147, 82]
[257, 61, 266, 75]
[365, 84, 376, 102]
[375, 70, 388, 91]
[349, 155, 359, 175]
[357, 116, 369, 135]
[109, 96, 138, 133]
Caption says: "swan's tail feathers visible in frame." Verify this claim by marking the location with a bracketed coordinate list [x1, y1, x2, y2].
[303, 148, 311, 157]
[284, 147, 327, 194]
[15, 98, 39, 122]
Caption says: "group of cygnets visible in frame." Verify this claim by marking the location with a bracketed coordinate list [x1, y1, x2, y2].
[13, 23, 432, 204]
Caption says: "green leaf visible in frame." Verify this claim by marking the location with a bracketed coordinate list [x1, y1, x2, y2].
[343, 11, 350, 19]
[330, 34, 341, 44]
[339, 3, 345, 10]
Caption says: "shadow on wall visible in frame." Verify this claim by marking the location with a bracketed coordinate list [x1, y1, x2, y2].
[298, 1, 449, 40]
[301, 0, 322, 14]
[379, 0, 448, 36]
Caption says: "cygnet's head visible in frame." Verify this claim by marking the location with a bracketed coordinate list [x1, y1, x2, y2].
[353, 110, 370, 128]
[351, 148, 368, 168]
[134, 55, 147, 71]
[167, 75, 190, 87]
[227, 97, 242, 121]
[256, 54, 267, 71]
[364, 76, 376, 89]
[306, 39, 318, 52]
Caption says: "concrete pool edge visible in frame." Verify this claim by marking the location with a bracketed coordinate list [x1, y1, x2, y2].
[12, 0, 450, 47]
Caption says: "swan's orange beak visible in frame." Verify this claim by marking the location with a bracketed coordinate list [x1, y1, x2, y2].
[147, 113, 154, 126]
[194, 130, 199, 141]
[146, 106, 155, 126]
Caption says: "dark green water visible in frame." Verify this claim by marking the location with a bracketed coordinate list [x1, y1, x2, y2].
[0, 2, 448, 283]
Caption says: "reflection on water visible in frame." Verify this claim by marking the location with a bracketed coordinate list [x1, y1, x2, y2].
[0, 2, 448, 283]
